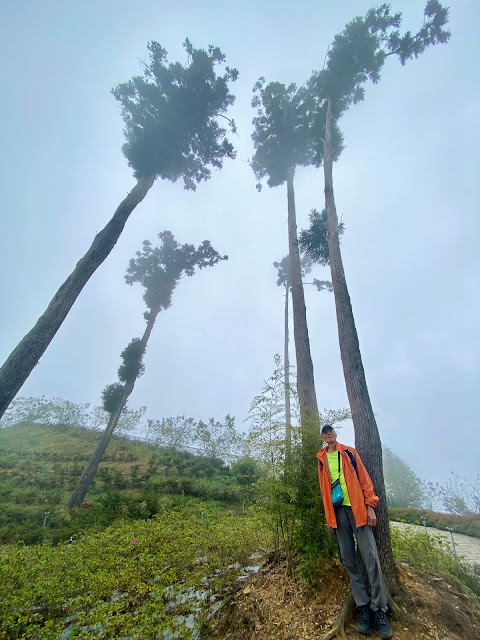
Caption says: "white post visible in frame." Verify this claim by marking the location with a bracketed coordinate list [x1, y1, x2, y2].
[447, 527, 457, 557]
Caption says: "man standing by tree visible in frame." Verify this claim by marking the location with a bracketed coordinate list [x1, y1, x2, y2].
[317, 424, 392, 639]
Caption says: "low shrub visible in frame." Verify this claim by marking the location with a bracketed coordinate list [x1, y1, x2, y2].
[0, 506, 269, 639]
[389, 507, 480, 539]
[391, 526, 480, 598]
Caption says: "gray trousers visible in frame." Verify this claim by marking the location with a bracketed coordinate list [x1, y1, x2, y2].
[334, 505, 388, 612]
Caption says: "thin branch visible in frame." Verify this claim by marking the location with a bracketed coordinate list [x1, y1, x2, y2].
[213, 112, 239, 136]
[137, 57, 150, 71]
[145, 107, 160, 125]
[322, 43, 331, 71]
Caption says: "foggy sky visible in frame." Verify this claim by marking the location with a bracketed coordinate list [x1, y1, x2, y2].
[0, 0, 479, 486]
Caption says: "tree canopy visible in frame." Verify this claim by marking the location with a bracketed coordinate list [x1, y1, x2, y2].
[251, 80, 315, 187]
[383, 447, 424, 509]
[308, 1, 450, 164]
[299, 208, 345, 266]
[195, 415, 241, 460]
[273, 254, 313, 289]
[146, 415, 196, 451]
[117, 338, 147, 384]
[125, 230, 228, 316]
[112, 39, 238, 187]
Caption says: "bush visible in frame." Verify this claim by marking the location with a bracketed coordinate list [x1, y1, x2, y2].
[0, 506, 269, 639]
[391, 526, 480, 598]
[389, 507, 480, 539]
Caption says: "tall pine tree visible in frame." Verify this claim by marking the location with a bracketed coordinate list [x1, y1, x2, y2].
[0, 40, 237, 419]
[251, 81, 343, 461]
[308, 1, 450, 594]
[67, 231, 227, 507]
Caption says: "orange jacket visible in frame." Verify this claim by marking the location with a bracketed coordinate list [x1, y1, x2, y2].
[316, 443, 379, 529]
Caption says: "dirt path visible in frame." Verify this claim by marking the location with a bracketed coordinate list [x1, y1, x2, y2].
[391, 521, 480, 566]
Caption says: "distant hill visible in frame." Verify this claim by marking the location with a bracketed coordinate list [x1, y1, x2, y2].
[0, 423, 256, 545]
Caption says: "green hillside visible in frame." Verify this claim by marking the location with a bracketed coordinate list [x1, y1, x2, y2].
[0, 506, 269, 640]
[0, 423, 256, 545]
[1, 426, 479, 639]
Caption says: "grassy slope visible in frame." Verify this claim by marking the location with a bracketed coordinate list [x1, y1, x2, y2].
[0, 424, 268, 638]
[0, 423, 250, 545]
[1, 424, 479, 639]
[0, 421, 155, 464]
[0, 505, 270, 640]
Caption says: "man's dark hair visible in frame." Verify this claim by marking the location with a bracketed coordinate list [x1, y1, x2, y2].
[321, 424, 334, 433]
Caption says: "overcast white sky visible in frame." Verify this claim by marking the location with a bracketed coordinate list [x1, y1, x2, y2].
[0, 1, 478, 486]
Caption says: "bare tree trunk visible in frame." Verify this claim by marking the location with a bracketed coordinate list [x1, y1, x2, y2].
[286, 167, 319, 450]
[66, 382, 133, 508]
[284, 283, 292, 458]
[0, 175, 156, 420]
[323, 97, 398, 592]
[67, 306, 159, 508]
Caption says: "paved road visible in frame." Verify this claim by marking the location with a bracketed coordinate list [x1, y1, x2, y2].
[391, 521, 480, 566]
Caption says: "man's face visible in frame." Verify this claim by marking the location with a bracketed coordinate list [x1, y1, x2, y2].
[322, 428, 337, 445]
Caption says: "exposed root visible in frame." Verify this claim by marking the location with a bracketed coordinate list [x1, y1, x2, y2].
[320, 592, 354, 640]
[389, 597, 416, 624]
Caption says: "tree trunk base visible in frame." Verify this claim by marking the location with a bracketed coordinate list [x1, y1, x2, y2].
[320, 593, 354, 640]
[321, 588, 420, 640]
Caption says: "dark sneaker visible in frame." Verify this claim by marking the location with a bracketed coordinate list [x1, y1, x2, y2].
[374, 610, 393, 639]
[357, 604, 371, 635]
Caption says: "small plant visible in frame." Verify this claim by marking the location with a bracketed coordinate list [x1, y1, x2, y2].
[246, 355, 347, 577]
[390, 526, 480, 598]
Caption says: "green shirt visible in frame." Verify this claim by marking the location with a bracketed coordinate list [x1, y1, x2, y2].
[327, 451, 351, 507]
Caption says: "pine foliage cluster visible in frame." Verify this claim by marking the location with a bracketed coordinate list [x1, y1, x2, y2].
[112, 39, 238, 186]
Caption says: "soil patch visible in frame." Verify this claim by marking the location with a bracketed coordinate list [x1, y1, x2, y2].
[204, 556, 480, 640]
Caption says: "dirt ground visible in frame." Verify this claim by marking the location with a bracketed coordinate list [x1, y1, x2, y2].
[204, 555, 480, 640]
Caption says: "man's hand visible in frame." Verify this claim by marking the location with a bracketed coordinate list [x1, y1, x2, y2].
[367, 505, 377, 528]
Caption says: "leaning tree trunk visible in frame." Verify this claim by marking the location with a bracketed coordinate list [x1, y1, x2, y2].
[66, 381, 133, 508]
[323, 97, 398, 592]
[286, 167, 319, 456]
[284, 282, 292, 458]
[67, 305, 159, 508]
[0, 175, 156, 420]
